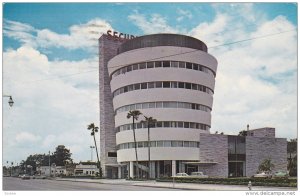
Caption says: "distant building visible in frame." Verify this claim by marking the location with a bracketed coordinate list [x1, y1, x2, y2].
[38, 165, 66, 176]
[74, 162, 98, 176]
[55, 166, 66, 176]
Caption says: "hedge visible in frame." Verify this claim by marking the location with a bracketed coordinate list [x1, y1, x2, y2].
[156, 177, 297, 187]
[61, 175, 102, 179]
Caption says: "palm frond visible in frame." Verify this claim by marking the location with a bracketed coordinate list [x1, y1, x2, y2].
[87, 123, 95, 130]
[127, 110, 142, 120]
[127, 110, 133, 119]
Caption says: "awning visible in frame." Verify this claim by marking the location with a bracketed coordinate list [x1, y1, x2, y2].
[104, 163, 127, 167]
[182, 161, 218, 165]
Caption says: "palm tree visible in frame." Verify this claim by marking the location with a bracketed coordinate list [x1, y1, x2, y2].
[87, 123, 101, 177]
[127, 110, 142, 178]
[258, 158, 274, 172]
[141, 116, 157, 179]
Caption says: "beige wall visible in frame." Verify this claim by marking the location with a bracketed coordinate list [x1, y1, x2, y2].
[117, 148, 200, 162]
[113, 89, 213, 110]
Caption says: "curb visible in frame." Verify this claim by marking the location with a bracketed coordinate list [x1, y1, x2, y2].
[52, 178, 297, 191]
[54, 178, 201, 190]
[54, 179, 136, 186]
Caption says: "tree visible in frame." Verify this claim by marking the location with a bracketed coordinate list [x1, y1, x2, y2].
[238, 130, 248, 136]
[141, 116, 157, 179]
[258, 158, 274, 172]
[288, 155, 297, 176]
[287, 138, 297, 176]
[287, 138, 297, 156]
[87, 123, 101, 177]
[127, 110, 142, 178]
[21, 154, 45, 174]
[52, 145, 72, 166]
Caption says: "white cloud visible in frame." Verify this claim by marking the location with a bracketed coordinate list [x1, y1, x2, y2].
[128, 12, 179, 34]
[176, 8, 193, 22]
[3, 45, 100, 162]
[3, 20, 36, 47]
[4, 18, 113, 51]
[210, 15, 297, 139]
[15, 132, 41, 143]
[190, 13, 229, 46]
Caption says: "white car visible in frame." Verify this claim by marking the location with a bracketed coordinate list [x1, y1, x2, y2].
[21, 174, 30, 180]
[253, 171, 272, 178]
[190, 172, 208, 178]
[172, 173, 190, 178]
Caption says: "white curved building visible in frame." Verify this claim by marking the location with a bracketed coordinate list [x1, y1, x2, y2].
[99, 33, 287, 179]
[105, 34, 217, 178]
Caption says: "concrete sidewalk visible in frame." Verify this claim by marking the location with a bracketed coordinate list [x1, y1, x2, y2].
[55, 178, 297, 191]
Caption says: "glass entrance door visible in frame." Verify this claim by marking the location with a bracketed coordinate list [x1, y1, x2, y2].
[228, 162, 245, 177]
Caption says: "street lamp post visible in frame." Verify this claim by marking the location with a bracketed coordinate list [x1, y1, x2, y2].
[48, 151, 51, 177]
[90, 146, 95, 162]
[3, 95, 14, 107]
[11, 162, 13, 176]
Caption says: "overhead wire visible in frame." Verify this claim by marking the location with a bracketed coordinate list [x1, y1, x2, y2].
[107, 28, 297, 70]
[7, 27, 297, 85]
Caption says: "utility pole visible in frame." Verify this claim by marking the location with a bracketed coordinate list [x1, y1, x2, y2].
[90, 146, 95, 161]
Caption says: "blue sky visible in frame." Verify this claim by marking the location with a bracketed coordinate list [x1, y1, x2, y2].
[2, 3, 298, 164]
[3, 3, 297, 61]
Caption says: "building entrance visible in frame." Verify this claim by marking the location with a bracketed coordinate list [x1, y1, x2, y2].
[106, 166, 118, 179]
[185, 165, 198, 175]
[228, 162, 245, 177]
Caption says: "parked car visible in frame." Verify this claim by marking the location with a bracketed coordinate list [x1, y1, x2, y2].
[253, 171, 272, 178]
[21, 174, 30, 180]
[273, 171, 289, 179]
[172, 173, 190, 178]
[190, 172, 208, 178]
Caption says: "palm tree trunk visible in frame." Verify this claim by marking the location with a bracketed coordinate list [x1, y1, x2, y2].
[148, 125, 150, 179]
[93, 135, 101, 176]
[132, 118, 139, 178]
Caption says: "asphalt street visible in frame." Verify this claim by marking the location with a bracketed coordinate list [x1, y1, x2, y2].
[2, 177, 178, 191]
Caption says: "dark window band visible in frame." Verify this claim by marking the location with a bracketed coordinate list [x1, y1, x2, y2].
[117, 34, 207, 54]
[117, 140, 200, 150]
[115, 101, 211, 114]
[111, 61, 215, 79]
[116, 121, 210, 132]
[113, 81, 214, 97]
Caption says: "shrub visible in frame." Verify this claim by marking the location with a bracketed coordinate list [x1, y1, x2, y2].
[156, 177, 297, 187]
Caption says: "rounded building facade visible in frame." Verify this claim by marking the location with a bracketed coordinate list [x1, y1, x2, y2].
[107, 34, 218, 178]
